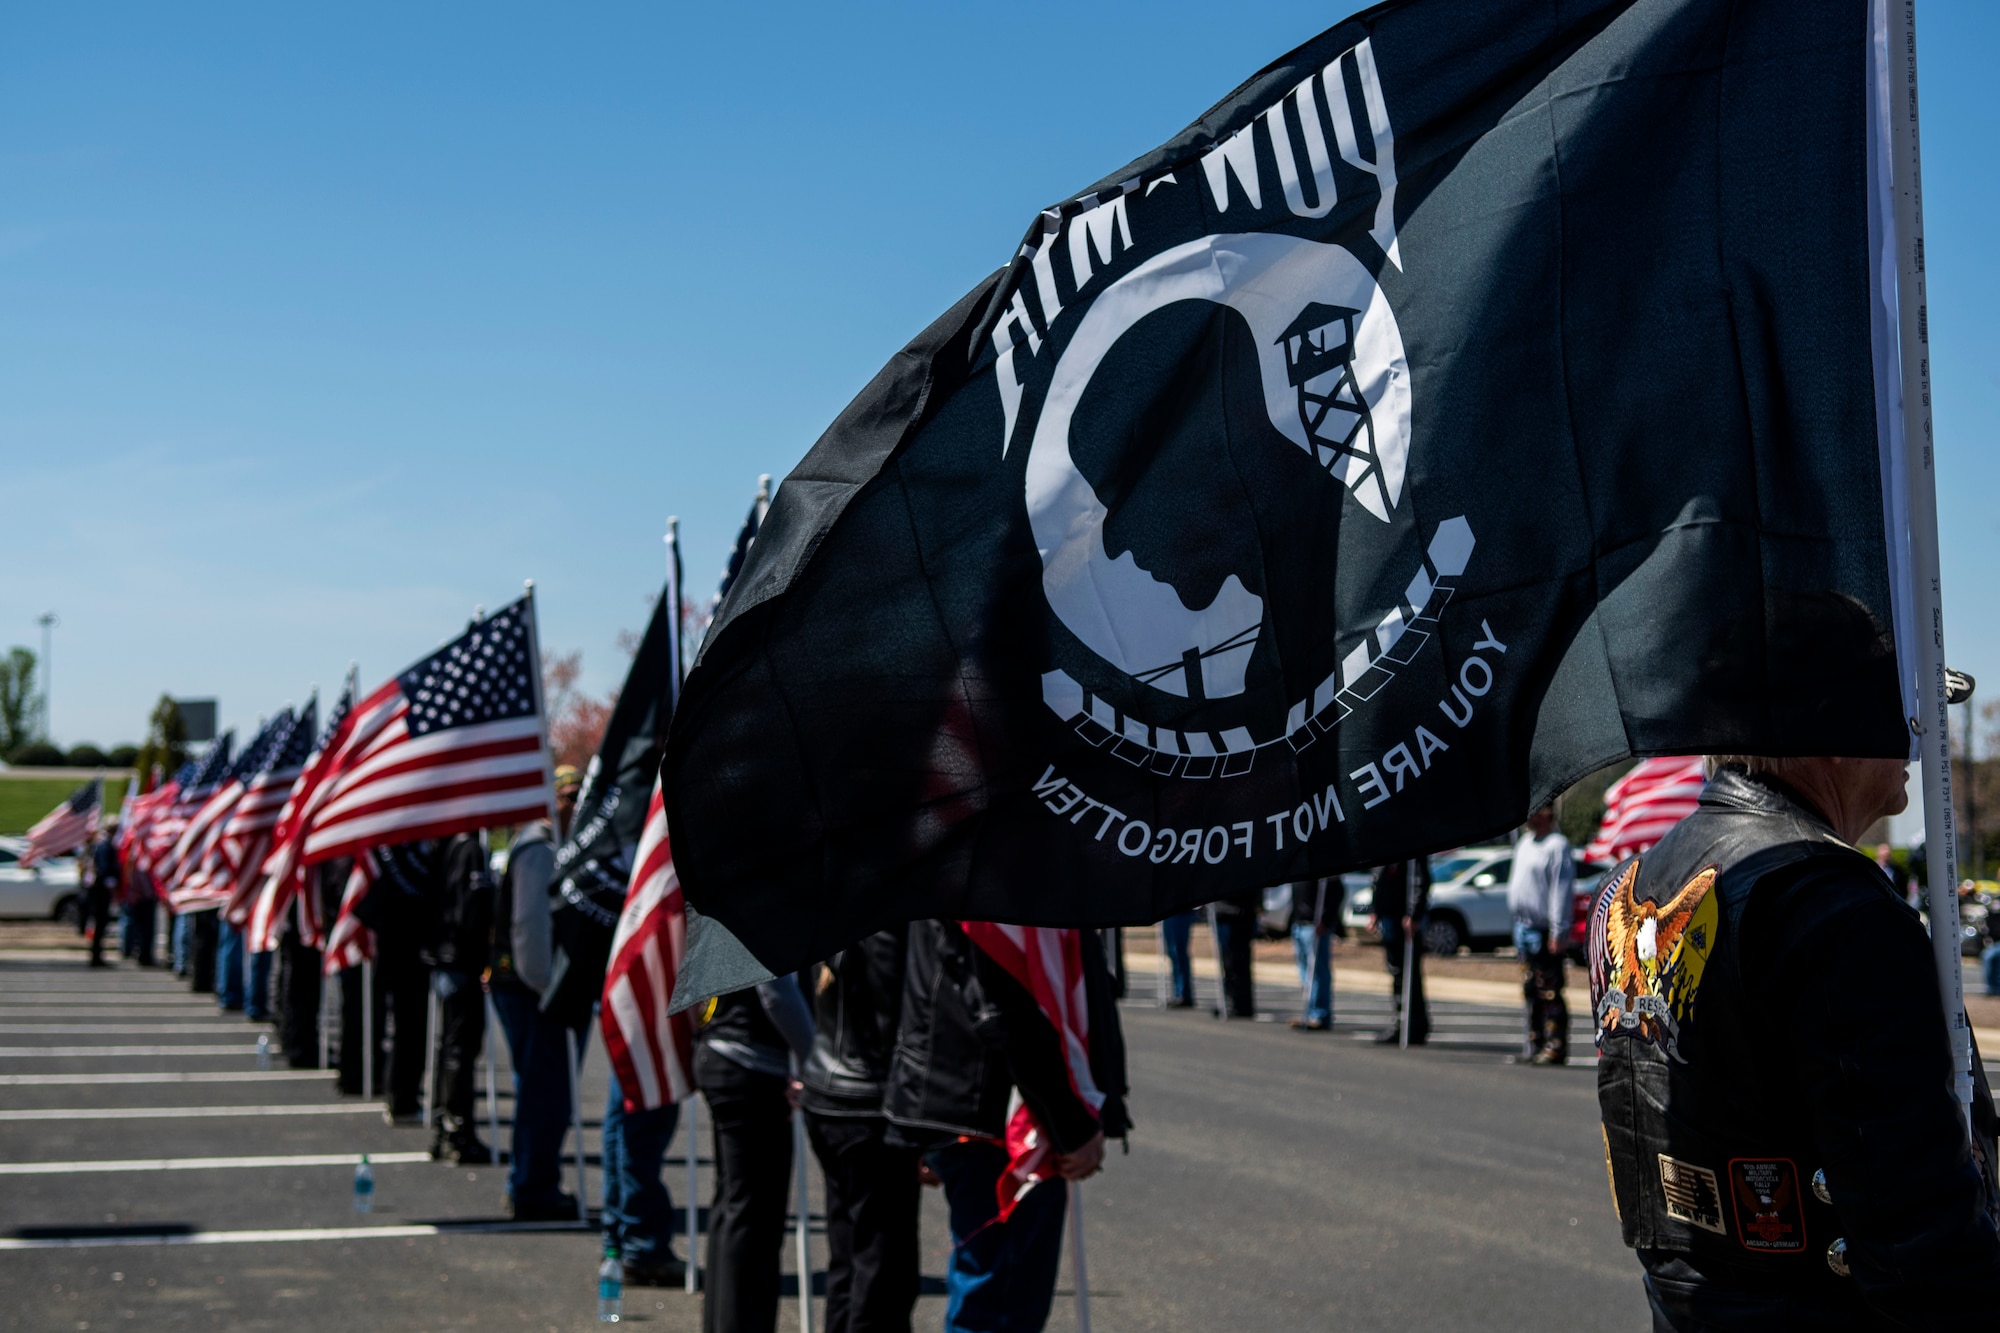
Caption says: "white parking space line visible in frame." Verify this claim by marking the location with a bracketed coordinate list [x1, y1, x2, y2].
[0, 1045, 257, 1057]
[0, 1103, 378, 1122]
[0, 1070, 327, 1086]
[0, 1024, 244, 1034]
[0, 1152, 433, 1176]
[0, 1219, 590, 1250]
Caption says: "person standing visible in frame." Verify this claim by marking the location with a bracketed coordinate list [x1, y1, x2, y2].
[1370, 858, 1431, 1045]
[489, 765, 590, 1220]
[215, 915, 246, 1011]
[601, 1066, 687, 1288]
[1287, 877, 1343, 1032]
[351, 840, 441, 1124]
[1507, 806, 1576, 1065]
[1157, 910, 1198, 1008]
[80, 825, 120, 968]
[884, 921, 1129, 1333]
[119, 859, 157, 967]
[1209, 889, 1262, 1019]
[801, 927, 917, 1333]
[1592, 756, 2000, 1325]
[695, 975, 815, 1333]
[423, 831, 493, 1163]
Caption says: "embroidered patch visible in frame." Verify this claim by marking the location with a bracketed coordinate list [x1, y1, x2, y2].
[1592, 863, 1719, 1062]
[1657, 1153, 1726, 1235]
[1729, 1158, 1807, 1253]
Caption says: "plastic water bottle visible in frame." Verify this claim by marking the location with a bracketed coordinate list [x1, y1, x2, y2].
[256, 1034, 271, 1071]
[597, 1248, 623, 1323]
[353, 1155, 374, 1213]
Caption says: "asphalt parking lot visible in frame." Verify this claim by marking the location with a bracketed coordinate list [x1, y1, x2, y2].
[4, 926, 1993, 1332]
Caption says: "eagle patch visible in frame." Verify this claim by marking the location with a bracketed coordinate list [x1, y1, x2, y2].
[1590, 861, 1718, 1062]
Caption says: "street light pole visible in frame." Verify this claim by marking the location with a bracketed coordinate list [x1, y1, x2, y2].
[34, 611, 56, 743]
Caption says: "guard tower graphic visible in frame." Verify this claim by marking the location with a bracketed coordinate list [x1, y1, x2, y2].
[1276, 302, 1387, 518]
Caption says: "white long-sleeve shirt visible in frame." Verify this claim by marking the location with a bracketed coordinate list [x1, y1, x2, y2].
[1506, 829, 1575, 933]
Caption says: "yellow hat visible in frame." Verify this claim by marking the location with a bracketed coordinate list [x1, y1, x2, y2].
[553, 764, 583, 792]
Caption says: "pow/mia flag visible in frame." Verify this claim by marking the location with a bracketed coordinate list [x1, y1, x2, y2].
[666, 0, 1918, 990]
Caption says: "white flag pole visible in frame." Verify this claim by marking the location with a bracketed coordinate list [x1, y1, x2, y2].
[1884, 0, 1975, 1131]
[685, 1094, 701, 1293]
[1398, 863, 1415, 1049]
[483, 993, 500, 1153]
[421, 986, 439, 1130]
[1067, 1179, 1093, 1333]
[565, 1027, 588, 1222]
[792, 1108, 815, 1333]
[361, 959, 375, 1100]
[1155, 920, 1170, 1009]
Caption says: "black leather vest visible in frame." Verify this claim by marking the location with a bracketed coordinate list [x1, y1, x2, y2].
[1591, 770, 1859, 1281]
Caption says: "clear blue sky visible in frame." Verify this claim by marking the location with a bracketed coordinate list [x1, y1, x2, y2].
[5, 2, 1998, 754]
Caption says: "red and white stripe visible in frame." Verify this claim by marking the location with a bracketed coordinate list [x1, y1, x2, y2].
[21, 790, 97, 867]
[960, 922, 1102, 1220]
[160, 780, 249, 912]
[218, 760, 306, 930]
[319, 853, 377, 975]
[600, 779, 696, 1111]
[1584, 755, 1706, 863]
[260, 681, 550, 922]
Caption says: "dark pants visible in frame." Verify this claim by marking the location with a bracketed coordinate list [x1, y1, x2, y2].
[1515, 924, 1569, 1061]
[696, 1046, 793, 1333]
[1213, 913, 1257, 1017]
[1379, 916, 1430, 1042]
[431, 970, 485, 1129]
[337, 958, 390, 1094]
[602, 1068, 680, 1266]
[189, 910, 219, 993]
[378, 938, 430, 1114]
[491, 985, 587, 1210]
[277, 935, 322, 1067]
[928, 1138, 1066, 1333]
[120, 898, 156, 965]
[807, 1113, 920, 1333]
[82, 887, 114, 965]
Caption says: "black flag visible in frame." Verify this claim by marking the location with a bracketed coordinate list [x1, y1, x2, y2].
[666, 0, 1918, 986]
[541, 562, 684, 1025]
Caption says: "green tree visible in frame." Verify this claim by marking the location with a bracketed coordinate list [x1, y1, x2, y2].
[133, 695, 189, 790]
[0, 647, 38, 753]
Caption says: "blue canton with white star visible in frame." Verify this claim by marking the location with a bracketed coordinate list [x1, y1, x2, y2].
[396, 598, 539, 736]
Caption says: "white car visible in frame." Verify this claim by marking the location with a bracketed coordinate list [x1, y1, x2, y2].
[0, 836, 82, 922]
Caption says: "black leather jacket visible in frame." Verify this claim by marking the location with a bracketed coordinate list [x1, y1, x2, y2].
[801, 926, 908, 1118]
[884, 920, 1129, 1153]
[1591, 767, 2000, 1328]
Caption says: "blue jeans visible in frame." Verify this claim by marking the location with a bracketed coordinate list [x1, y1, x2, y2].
[1982, 941, 2000, 997]
[601, 1069, 680, 1264]
[1160, 911, 1197, 1003]
[1291, 924, 1332, 1023]
[172, 912, 191, 975]
[491, 986, 585, 1207]
[246, 949, 274, 1020]
[928, 1138, 1066, 1333]
[215, 918, 245, 1010]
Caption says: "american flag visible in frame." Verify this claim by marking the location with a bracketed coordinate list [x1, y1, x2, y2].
[164, 712, 295, 913]
[121, 766, 186, 890]
[260, 595, 554, 892]
[601, 779, 696, 1109]
[319, 850, 377, 974]
[248, 679, 353, 951]
[21, 779, 102, 867]
[599, 523, 690, 1112]
[960, 922, 1103, 1220]
[1583, 755, 1706, 863]
[139, 739, 234, 889]
[216, 698, 319, 928]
